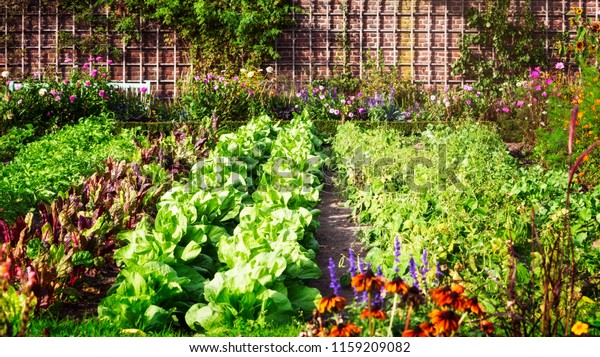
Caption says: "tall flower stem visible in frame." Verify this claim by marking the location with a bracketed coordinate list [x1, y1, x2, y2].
[387, 293, 399, 337]
[404, 305, 413, 332]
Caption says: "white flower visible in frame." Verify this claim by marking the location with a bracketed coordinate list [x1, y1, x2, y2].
[430, 94, 436, 101]
[240, 68, 247, 74]
[38, 88, 47, 96]
[1, 70, 9, 78]
[246, 71, 255, 78]
[266, 66, 274, 74]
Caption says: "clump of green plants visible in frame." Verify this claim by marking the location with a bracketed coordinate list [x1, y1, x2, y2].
[452, 0, 546, 91]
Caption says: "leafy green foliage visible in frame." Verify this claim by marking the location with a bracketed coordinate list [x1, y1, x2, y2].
[0, 115, 140, 221]
[451, 0, 546, 90]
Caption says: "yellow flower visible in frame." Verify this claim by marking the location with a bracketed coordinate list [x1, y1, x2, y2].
[571, 321, 589, 335]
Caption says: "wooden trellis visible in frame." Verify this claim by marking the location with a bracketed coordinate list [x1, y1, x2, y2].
[1, 0, 599, 95]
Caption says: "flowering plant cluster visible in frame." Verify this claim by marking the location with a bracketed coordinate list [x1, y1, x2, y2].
[0, 56, 149, 135]
[556, 7, 600, 67]
[294, 86, 366, 121]
[301, 241, 494, 337]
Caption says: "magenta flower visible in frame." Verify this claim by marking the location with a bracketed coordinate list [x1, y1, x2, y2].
[358, 107, 366, 115]
[85, 80, 91, 87]
[50, 89, 57, 96]
[88, 56, 95, 62]
[466, 100, 472, 105]
[555, 62, 565, 70]
[98, 89, 105, 97]
[83, 63, 90, 69]
[194, 75, 200, 81]
[95, 56, 103, 62]
[141, 87, 148, 93]
[207, 74, 213, 80]
[348, 112, 355, 118]
[64, 59, 73, 63]
[542, 92, 547, 97]
[530, 70, 540, 79]
[233, 77, 239, 81]
[107, 60, 113, 65]
[334, 109, 340, 115]
[357, 92, 363, 97]
[517, 101, 524, 107]
[502, 107, 510, 113]
[546, 78, 553, 85]
[535, 85, 541, 91]
[69, 95, 76, 103]
[533, 98, 538, 103]
[91, 69, 98, 77]
[463, 85, 473, 91]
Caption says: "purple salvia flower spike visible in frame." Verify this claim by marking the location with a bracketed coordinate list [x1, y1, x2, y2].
[394, 236, 401, 273]
[328, 257, 341, 296]
[409, 255, 420, 291]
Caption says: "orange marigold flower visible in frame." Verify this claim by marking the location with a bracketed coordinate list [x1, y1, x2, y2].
[481, 320, 496, 335]
[385, 276, 409, 295]
[351, 269, 386, 293]
[402, 322, 434, 337]
[571, 321, 589, 336]
[329, 322, 362, 337]
[318, 294, 346, 314]
[360, 308, 387, 320]
[429, 309, 460, 336]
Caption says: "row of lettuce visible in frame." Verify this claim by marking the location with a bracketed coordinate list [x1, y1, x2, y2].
[97, 111, 326, 332]
[0, 115, 212, 336]
[331, 122, 600, 335]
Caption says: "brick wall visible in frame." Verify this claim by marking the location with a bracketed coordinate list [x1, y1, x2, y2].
[1, 1, 599, 95]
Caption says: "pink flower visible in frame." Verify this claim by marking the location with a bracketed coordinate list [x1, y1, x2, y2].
[535, 85, 541, 91]
[357, 92, 363, 97]
[334, 109, 340, 115]
[533, 98, 538, 103]
[83, 63, 90, 69]
[69, 95, 76, 103]
[64, 58, 73, 63]
[50, 89, 57, 96]
[85, 80, 91, 87]
[348, 112, 354, 118]
[64, 80, 70, 85]
[319, 94, 325, 100]
[194, 75, 200, 81]
[141, 87, 148, 93]
[95, 56, 103, 62]
[546, 78, 553, 85]
[463, 85, 473, 91]
[530, 70, 539, 79]
[466, 100, 471, 105]
[542, 92, 547, 97]
[517, 101, 524, 107]
[54, 95, 61, 101]
[233, 77, 239, 81]
[98, 89, 105, 97]
[107, 60, 113, 65]
[319, 85, 325, 91]
[358, 107, 366, 115]
[502, 107, 510, 113]
[214, 85, 219, 90]
[555, 62, 565, 70]
[88, 56, 95, 62]
[91, 69, 98, 77]
[101, 73, 107, 78]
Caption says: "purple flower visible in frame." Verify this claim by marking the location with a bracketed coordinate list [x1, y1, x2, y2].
[328, 257, 341, 296]
[476, 91, 481, 97]
[555, 62, 565, 70]
[394, 236, 401, 273]
[348, 248, 357, 277]
[435, 261, 444, 284]
[69, 95, 76, 103]
[409, 255, 420, 291]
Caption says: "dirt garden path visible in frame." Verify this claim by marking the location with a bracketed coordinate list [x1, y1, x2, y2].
[308, 170, 364, 301]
